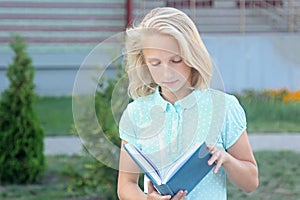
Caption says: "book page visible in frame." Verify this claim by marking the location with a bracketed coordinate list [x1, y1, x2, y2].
[125, 144, 163, 184]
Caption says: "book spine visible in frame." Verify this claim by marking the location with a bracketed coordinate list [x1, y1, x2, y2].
[157, 184, 175, 196]
[165, 184, 175, 196]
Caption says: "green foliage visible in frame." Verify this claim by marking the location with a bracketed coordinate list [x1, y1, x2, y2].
[235, 89, 300, 133]
[69, 61, 128, 199]
[66, 154, 119, 199]
[70, 60, 143, 198]
[0, 35, 45, 184]
[0, 152, 299, 199]
[236, 89, 300, 122]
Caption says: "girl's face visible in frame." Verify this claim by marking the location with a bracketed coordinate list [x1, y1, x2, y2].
[142, 33, 192, 102]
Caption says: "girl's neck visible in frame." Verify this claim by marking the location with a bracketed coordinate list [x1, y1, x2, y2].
[160, 87, 193, 104]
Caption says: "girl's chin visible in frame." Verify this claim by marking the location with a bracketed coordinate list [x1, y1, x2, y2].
[160, 85, 185, 93]
[160, 85, 177, 91]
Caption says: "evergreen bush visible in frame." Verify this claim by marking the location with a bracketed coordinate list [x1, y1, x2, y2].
[70, 60, 142, 199]
[0, 35, 45, 184]
[69, 62, 122, 199]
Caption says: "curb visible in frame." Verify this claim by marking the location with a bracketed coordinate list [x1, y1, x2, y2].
[44, 133, 300, 155]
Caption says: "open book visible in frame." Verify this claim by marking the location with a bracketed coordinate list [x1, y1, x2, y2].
[123, 142, 215, 196]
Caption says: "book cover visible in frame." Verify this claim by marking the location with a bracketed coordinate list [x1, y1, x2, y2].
[123, 142, 215, 196]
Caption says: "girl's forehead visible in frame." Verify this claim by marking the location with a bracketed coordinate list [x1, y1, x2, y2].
[142, 33, 181, 56]
[142, 48, 180, 61]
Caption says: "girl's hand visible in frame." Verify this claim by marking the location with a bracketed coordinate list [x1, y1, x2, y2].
[147, 181, 187, 200]
[207, 145, 230, 174]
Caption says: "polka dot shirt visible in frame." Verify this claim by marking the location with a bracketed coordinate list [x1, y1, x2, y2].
[119, 87, 247, 199]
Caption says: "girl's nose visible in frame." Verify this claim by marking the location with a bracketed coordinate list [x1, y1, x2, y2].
[162, 65, 174, 79]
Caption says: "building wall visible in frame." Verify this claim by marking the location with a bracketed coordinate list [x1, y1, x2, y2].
[1, 34, 299, 96]
[206, 34, 300, 93]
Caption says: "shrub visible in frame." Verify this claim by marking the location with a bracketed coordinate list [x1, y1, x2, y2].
[70, 59, 144, 199]
[70, 59, 123, 199]
[0, 35, 45, 184]
[236, 89, 300, 129]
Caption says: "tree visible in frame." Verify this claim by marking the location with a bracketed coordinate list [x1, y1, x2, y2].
[0, 35, 45, 184]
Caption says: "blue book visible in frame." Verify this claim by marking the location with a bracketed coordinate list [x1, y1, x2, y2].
[123, 142, 215, 196]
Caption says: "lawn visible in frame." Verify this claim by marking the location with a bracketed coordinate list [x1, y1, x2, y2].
[0, 151, 299, 200]
[34, 96, 74, 136]
[227, 151, 300, 200]
[34, 95, 300, 136]
[246, 120, 300, 133]
[0, 155, 100, 200]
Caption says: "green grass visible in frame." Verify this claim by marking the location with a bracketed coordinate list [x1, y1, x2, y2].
[0, 151, 299, 199]
[34, 96, 73, 136]
[228, 151, 300, 200]
[247, 120, 300, 133]
[238, 98, 300, 133]
[0, 155, 102, 200]
[34, 96, 300, 136]
[236, 90, 300, 133]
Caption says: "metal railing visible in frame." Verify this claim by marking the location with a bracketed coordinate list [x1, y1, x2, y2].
[0, 0, 299, 52]
[0, 0, 126, 49]
[134, 0, 300, 33]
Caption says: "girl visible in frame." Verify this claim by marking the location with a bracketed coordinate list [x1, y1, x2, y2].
[118, 7, 258, 200]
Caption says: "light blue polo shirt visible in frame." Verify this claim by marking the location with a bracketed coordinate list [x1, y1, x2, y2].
[119, 87, 246, 199]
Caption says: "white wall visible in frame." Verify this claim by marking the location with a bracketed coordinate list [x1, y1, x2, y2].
[205, 34, 300, 93]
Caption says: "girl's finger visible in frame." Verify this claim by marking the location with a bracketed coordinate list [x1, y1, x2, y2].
[213, 158, 223, 174]
[208, 151, 219, 166]
[170, 190, 185, 200]
[148, 192, 171, 200]
[206, 144, 213, 150]
[149, 194, 171, 200]
[147, 181, 155, 194]
[161, 195, 172, 200]
[181, 190, 188, 200]
[207, 144, 216, 152]
[208, 157, 216, 166]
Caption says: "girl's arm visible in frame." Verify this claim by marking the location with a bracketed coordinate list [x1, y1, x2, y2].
[118, 140, 187, 200]
[118, 140, 147, 200]
[208, 130, 259, 193]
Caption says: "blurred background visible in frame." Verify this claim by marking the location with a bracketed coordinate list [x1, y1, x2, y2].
[0, 0, 300, 95]
[0, 0, 299, 200]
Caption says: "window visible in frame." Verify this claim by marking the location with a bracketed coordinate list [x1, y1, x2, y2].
[236, 0, 283, 8]
[166, 0, 213, 8]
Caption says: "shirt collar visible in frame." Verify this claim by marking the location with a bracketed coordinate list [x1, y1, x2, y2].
[153, 87, 169, 112]
[153, 87, 203, 111]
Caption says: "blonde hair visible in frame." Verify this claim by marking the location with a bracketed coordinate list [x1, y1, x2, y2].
[125, 7, 213, 99]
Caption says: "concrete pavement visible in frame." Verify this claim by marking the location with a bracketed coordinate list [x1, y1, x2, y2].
[44, 136, 82, 155]
[44, 133, 300, 155]
[248, 133, 300, 152]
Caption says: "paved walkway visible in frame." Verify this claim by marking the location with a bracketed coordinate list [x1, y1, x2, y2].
[44, 133, 300, 155]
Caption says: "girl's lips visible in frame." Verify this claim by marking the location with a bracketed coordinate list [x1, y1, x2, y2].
[162, 80, 178, 86]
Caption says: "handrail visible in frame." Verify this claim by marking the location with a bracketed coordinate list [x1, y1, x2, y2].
[135, 0, 300, 33]
[288, 0, 295, 32]
[0, 0, 299, 50]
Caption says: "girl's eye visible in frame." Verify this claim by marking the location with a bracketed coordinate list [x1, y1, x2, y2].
[150, 62, 160, 66]
[172, 59, 182, 64]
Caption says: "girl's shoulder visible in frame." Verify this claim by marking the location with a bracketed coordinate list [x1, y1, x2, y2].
[195, 88, 240, 105]
[206, 89, 246, 119]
